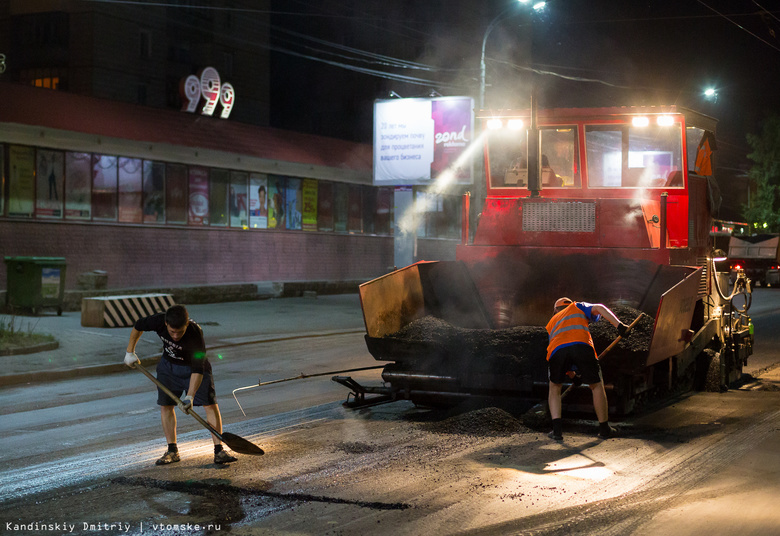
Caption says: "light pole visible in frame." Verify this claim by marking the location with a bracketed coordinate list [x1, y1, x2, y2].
[479, 0, 545, 109]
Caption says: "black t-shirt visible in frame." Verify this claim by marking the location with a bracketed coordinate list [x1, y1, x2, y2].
[134, 313, 209, 374]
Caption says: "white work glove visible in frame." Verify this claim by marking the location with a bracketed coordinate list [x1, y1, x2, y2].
[124, 351, 140, 368]
[178, 395, 194, 414]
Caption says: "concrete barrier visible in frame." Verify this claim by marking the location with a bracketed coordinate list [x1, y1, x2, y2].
[81, 293, 175, 328]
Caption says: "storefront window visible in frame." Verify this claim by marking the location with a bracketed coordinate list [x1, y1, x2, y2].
[268, 176, 286, 229]
[92, 154, 118, 221]
[143, 161, 165, 223]
[348, 185, 362, 233]
[166, 163, 187, 224]
[229, 171, 248, 228]
[118, 157, 143, 223]
[209, 168, 229, 226]
[8, 145, 35, 218]
[188, 166, 209, 225]
[65, 152, 91, 220]
[248, 172, 268, 229]
[36, 149, 64, 218]
[333, 183, 349, 233]
[302, 178, 318, 231]
[317, 181, 334, 232]
[286, 178, 303, 230]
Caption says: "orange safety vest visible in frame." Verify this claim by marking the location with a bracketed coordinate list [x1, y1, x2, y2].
[545, 302, 597, 360]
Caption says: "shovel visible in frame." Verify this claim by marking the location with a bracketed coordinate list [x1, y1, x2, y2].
[522, 313, 646, 428]
[134, 362, 264, 456]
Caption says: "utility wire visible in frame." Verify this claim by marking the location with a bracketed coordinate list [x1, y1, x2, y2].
[697, 0, 780, 53]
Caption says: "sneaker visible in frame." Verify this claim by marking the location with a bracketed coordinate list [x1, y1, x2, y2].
[155, 450, 180, 465]
[214, 450, 237, 464]
[598, 425, 617, 439]
[548, 431, 563, 441]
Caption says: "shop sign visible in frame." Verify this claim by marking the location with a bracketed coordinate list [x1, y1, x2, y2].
[179, 67, 235, 119]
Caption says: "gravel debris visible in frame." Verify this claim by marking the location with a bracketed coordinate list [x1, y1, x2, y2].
[419, 406, 528, 437]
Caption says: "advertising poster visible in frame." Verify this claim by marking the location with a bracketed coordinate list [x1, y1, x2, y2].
[430, 98, 473, 182]
[302, 179, 318, 231]
[285, 178, 302, 230]
[118, 157, 143, 223]
[249, 173, 268, 229]
[268, 176, 286, 229]
[188, 166, 209, 225]
[8, 145, 35, 217]
[209, 169, 229, 226]
[65, 152, 92, 220]
[91, 154, 118, 221]
[35, 149, 64, 218]
[143, 161, 165, 224]
[373, 96, 474, 185]
[166, 163, 187, 224]
[229, 171, 248, 228]
[317, 181, 333, 232]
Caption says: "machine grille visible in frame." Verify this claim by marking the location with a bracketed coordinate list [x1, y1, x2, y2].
[522, 201, 596, 232]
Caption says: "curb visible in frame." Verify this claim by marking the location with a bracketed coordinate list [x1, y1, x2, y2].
[0, 329, 367, 388]
[0, 340, 59, 357]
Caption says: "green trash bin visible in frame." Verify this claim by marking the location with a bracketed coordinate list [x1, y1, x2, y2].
[4, 257, 67, 315]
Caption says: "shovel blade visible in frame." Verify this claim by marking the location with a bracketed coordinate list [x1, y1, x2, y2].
[222, 432, 265, 456]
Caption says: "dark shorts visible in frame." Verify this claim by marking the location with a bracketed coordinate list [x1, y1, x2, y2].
[155, 358, 217, 406]
[548, 343, 603, 385]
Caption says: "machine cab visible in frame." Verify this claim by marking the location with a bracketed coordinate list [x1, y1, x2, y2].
[472, 106, 718, 264]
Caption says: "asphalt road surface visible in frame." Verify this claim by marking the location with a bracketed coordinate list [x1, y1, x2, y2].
[1, 290, 779, 536]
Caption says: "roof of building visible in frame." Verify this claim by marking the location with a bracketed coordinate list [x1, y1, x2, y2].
[0, 82, 372, 173]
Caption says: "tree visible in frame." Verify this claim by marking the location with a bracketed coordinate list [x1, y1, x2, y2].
[744, 114, 780, 233]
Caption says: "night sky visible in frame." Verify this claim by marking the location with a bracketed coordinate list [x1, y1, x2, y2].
[269, 0, 780, 151]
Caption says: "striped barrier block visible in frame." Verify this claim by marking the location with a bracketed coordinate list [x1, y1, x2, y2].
[81, 293, 175, 328]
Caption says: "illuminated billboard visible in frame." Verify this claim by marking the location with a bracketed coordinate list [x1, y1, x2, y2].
[373, 96, 474, 185]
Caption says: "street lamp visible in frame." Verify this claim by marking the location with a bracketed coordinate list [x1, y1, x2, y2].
[479, 0, 545, 109]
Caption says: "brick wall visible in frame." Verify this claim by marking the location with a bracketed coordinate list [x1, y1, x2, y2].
[1, 220, 457, 292]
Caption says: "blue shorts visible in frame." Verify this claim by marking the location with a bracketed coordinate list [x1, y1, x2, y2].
[155, 358, 217, 406]
[548, 343, 603, 385]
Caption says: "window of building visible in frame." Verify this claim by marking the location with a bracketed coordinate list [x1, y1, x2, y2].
[143, 161, 165, 223]
[165, 163, 187, 224]
[188, 166, 209, 225]
[248, 173, 268, 229]
[65, 152, 92, 220]
[36, 149, 64, 218]
[286, 178, 303, 230]
[8, 145, 35, 218]
[317, 181, 334, 232]
[92, 155, 118, 221]
[333, 183, 349, 233]
[118, 157, 143, 223]
[229, 171, 248, 228]
[302, 179, 318, 231]
[209, 168, 229, 226]
[268, 176, 286, 229]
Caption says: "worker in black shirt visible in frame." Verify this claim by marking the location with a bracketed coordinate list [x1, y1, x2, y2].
[124, 304, 238, 465]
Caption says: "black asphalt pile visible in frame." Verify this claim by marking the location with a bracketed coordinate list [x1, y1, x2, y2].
[419, 406, 527, 437]
[388, 316, 548, 374]
[591, 305, 654, 358]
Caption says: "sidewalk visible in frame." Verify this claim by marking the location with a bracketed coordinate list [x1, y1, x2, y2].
[0, 293, 366, 387]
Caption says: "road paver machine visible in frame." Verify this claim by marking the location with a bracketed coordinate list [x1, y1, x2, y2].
[337, 106, 754, 414]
